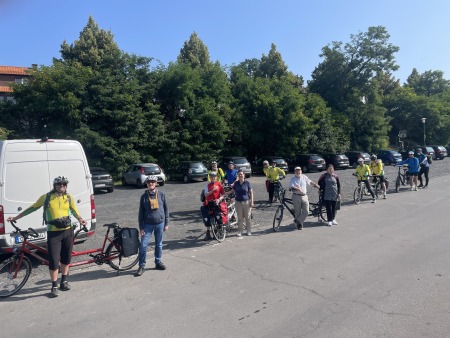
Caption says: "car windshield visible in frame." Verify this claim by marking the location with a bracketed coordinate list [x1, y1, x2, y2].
[190, 162, 206, 169]
[272, 158, 286, 164]
[231, 158, 248, 164]
[90, 168, 107, 174]
[362, 153, 370, 159]
[336, 155, 348, 159]
[438, 146, 446, 151]
[310, 155, 323, 160]
[143, 165, 160, 174]
[426, 147, 434, 153]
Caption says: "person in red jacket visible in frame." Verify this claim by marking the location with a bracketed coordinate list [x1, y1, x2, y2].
[200, 171, 225, 240]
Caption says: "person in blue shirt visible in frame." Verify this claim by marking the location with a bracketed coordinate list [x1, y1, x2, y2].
[224, 161, 238, 187]
[397, 151, 420, 191]
[416, 148, 430, 189]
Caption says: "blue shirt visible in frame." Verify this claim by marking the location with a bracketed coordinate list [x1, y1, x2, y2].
[233, 180, 252, 201]
[225, 169, 238, 184]
[398, 157, 420, 173]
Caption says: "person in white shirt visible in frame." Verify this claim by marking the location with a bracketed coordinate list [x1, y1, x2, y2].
[289, 167, 320, 230]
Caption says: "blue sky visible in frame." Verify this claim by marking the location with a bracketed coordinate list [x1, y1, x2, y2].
[1, 0, 449, 84]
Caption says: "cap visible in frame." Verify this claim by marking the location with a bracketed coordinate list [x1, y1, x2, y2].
[408, 151, 414, 155]
[228, 161, 234, 165]
[209, 171, 217, 176]
[294, 166, 301, 170]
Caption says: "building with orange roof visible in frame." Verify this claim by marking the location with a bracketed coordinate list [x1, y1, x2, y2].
[0, 65, 33, 101]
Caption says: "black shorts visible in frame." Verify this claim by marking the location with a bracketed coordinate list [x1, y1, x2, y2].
[47, 228, 73, 270]
[372, 176, 385, 183]
[407, 172, 418, 177]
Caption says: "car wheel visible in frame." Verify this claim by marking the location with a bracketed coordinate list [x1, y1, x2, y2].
[302, 165, 308, 173]
[136, 179, 143, 188]
[183, 175, 190, 183]
[121, 177, 127, 186]
[385, 159, 391, 165]
[159, 181, 165, 186]
[107, 187, 114, 193]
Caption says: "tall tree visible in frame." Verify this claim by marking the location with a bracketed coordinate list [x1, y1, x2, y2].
[177, 32, 211, 68]
[406, 69, 450, 96]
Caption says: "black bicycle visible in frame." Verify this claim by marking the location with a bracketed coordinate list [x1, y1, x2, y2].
[273, 189, 326, 232]
[395, 165, 410, 192]
[272, 176, 285, 203]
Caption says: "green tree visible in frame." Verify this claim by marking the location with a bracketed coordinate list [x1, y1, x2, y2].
[406, 69, 450, 96]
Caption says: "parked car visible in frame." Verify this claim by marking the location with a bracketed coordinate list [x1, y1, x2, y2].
[321, 153, 350, 169]
[429, 145, 448, 159]
[288, 154, 325, 173]
[252, 156, 288, 174]
[446, 145, 450, 157]
[376, 150, 403, 165]
[90, 167, 114, 193]
[345, 151, 371, 167]
[169, 161, 208, 183]
[121, 163, 166, 188]
[218, 156, 252, 177]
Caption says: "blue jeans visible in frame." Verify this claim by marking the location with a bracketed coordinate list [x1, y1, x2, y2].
[139, 221, 164, 267]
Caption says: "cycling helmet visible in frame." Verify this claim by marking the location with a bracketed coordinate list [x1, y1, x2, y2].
[228, 161, 234, 165]
[357, 158, 364, 163]
[53, 176, 69, 185]
[145, 175, 158, 182]
[263, 160, 269, 165]
[408, 151, 414, 155]
[211, 161, 217, 164]
[209, 171, 217, 176]
[370, 154, 377, 161]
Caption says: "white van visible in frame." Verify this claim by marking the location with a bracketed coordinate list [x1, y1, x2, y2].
[0, 139, 96, 253]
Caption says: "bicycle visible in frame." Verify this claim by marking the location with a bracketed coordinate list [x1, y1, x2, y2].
[395, 165, 410, 192]
[371, 175, 389, 197]
[272, 176, 285, 203]
[352, 173, 378, 204]
[0, 221, 139, 298]
[273, 189, 326, 232]
[206, 201, 229, 242]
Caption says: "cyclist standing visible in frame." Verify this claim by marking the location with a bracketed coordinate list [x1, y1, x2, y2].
[7, 176, 86, 298]
[318, 164, 341, 226]
[263, 160, 270, 193]
[208, 161, 225, 183]
[267, 160, 285, 204]
[224, 161, 238, 187]
[370, 154, 387, 199]
[290, 167, 320, 230]
[355, 157, 377, 203]
[200, 171, 225, 241]
[397, 151, 420, 191]
[416, 148, 429, 189]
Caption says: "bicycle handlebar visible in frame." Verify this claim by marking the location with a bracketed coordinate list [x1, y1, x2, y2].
[8, 220, 40, 238]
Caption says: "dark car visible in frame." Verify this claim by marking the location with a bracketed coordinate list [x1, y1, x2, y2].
[376, 150, 403, 165]
[121, 163, 166, 187]
[321, 153, 350, 169]
[289, 154, 325, 173]
[252, 156, 288, 174]
[345, 151, 371, 167]
[170, 161, 208, 183]
[90, 167, 114, 193]
[219, 156, 252, 177]
[429, 145, 448, 159]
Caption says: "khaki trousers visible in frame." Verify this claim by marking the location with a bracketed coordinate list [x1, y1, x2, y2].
[235, 200, 251, 233]
[292, 194, 309, 225]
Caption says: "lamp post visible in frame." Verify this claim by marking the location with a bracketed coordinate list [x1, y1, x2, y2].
[421, 118, 426, 146]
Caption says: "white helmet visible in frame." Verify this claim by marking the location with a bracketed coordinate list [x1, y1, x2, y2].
[53, 176, 69, 185]
[145, 175, 158, 183]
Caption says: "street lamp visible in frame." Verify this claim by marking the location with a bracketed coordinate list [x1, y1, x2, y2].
[421, 118, 427, 146]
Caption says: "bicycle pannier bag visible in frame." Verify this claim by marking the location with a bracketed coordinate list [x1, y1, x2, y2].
[119, 228, 140, 257]
[217, 201, 228, 225]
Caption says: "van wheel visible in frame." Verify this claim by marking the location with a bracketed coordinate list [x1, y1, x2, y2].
[121, 177, 127, 186]
[159, 181, 165, 186]
[183, 175, 190, 183]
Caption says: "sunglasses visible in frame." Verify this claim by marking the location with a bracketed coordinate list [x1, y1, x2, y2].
[56, 183, 67, 186]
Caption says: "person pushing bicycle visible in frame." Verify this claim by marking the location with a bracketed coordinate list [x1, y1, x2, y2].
[266, 160, 285, 205]
[7, 176, 86, 298]
[355, 158, 377, 203]
[370, 154, 387, 199]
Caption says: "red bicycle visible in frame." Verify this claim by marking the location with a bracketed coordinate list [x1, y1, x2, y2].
[0, 221, 139, 297]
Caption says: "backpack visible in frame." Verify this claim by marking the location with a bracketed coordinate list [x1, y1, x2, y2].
[43, 192, 72, 225]
[115, 227, 140, 257]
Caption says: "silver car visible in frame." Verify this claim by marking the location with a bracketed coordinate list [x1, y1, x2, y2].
[121, 163, 166, 188]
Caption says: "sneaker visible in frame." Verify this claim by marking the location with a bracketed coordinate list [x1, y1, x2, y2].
[155, 262, 166, 270]
[418, 184, 424, 188]
[372, 198, 376, 203]
[247, 232, 252, 236]
[135, 266, 145, 276]
[236, 232, 242, 237]
[423, 185, 428, 189]
[410, 187, 414, 191]
[60, 281, 71, 291]
[296, 223, 303, 230]
[383, 193, 387, 199]
[50, 287, 59, 298]
[332, 220, 338, 225]
[327, 221, 332, 227]
[203, 232, 212, 241]
[414, 186, 418, 191]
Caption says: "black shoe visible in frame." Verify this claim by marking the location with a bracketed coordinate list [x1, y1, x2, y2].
[203, 232, 212, 241]
[60, 281, 71, 291]
[135, 266, 145, 276]
[296, 223, 303, 230]
[423, 185, 428, 189]
[155, 262, 166, 270]
[417, 184, 424, 188]
[50, 287, 59, 298]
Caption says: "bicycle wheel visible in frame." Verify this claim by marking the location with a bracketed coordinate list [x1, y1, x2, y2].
[374, 183, 380, 198]
[0, 256, 32, 297]
[277, 189, 283, 203]
[395, 177, 401, 193]
[354, 186, 362, 204]
[228, 203, 237, 227]
[211, 217, 226, 242]
[105, 241, 139, 271]
[273, 205, 284, 232]
[319, 202, 327, 221]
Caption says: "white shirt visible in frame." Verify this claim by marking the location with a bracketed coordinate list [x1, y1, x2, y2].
[289, 175, 312, 195]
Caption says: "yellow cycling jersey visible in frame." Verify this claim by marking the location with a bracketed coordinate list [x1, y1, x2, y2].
[370, 160, 384, 176]
[355, 164, 371, 180]
[267, 166, 285, 182]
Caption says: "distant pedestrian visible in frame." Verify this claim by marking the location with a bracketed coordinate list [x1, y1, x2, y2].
[318, 165, 341, 226]
[416, 148, 430, 188]
[135, 175, 169, 276]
